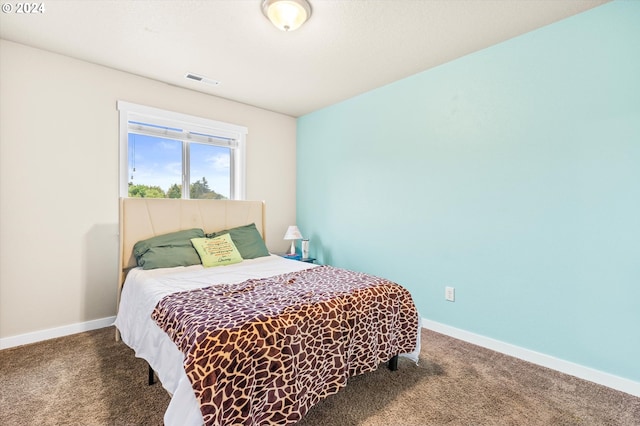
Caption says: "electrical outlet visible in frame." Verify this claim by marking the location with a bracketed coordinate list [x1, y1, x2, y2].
[445, 286, 455, 302]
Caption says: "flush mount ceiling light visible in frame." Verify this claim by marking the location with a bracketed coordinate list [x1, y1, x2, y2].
[262, 0, 312, 32]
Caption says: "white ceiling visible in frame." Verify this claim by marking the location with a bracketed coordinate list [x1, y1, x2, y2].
[0, 0, 609, 117]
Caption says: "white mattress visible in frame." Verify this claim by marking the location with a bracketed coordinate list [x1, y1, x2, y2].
[114, 254, 420, 425]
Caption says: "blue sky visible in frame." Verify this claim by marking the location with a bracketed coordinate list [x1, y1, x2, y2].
[128, 133, 230, 197]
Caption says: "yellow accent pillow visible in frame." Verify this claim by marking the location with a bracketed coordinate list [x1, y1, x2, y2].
[190, 234, 243, 268]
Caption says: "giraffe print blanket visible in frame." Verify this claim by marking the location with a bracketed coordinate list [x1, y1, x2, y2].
[152, 265, 418, 426]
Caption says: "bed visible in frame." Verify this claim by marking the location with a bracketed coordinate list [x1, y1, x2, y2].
[114, 198, 420, 426]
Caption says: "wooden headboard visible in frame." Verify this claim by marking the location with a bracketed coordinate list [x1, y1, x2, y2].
[118, 197, 266, 286]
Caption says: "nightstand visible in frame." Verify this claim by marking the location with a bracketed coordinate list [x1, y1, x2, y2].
[280, 254, 316, 263]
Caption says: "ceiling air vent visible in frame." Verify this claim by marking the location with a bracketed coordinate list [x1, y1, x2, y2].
[185, 73, 220, 86]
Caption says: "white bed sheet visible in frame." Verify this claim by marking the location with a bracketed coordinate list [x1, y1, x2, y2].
[115, 255, 318, 425]
[114, 254, 420, 425]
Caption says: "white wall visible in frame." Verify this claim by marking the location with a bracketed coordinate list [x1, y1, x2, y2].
[0, 40, 297, 339]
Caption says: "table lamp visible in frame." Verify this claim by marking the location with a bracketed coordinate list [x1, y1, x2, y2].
[283, 225, 303, 255]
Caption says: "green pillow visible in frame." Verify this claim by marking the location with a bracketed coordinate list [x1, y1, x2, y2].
[191, 234, 243, 268]
[133, 228, 205, 270]
[206, 223, 269, 259]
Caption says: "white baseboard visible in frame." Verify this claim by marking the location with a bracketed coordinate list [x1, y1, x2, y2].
[0, 316, 116, 350]
[3, 316, 637, 397]
[422, 318, 640, 398]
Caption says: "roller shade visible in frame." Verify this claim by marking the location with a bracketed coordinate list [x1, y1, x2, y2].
[128, 120, 238, 148]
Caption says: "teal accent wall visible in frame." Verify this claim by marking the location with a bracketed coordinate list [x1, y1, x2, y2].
[296, 1, 640, 382]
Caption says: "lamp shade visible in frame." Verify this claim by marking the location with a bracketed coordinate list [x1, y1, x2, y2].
[262, 0, 312, 32]
[283, 225, 303, 240]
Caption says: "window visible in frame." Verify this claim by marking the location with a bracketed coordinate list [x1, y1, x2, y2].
[118, 101, 247, 199]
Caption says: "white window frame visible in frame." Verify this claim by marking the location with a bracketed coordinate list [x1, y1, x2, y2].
[117, 101, 248, 199]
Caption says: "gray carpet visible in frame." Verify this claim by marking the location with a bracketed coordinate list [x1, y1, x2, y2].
[0, 326, 638, 425]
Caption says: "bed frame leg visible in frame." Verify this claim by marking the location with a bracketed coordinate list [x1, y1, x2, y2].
[388, 355, 399, 371]
[148, 363, 155, 385]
